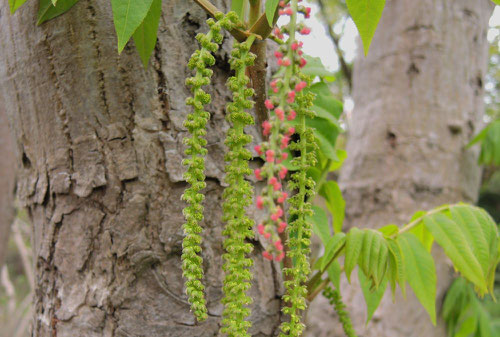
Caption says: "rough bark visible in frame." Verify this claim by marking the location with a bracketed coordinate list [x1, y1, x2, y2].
[0, 106, 16, 268]
[305, 0, 493, 336]
[0, 1, 281, 336]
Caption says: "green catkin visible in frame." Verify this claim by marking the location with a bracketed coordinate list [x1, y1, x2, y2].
[280, 85, 317, 337]
[276, 0, 316, 336]
[181, 12, 238, 322]
[220, 34, 258, 337]
[323, 286, 358, 337]
[220, 34, 257, 337]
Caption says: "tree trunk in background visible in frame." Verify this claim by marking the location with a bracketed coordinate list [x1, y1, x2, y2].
[306, 0, 493, 336]
[0, 107, 16, 268]
[0, 1, 281, 336]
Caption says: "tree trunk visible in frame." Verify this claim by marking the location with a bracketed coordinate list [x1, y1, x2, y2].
[0, 1, 281, 336]
[0, 106, 16, 268]
[305, 0, 493, 336]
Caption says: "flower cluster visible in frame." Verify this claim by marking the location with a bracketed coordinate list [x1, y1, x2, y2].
[181, 12, 238, 322]
[253, 0, 312, 263]
[323, 287, 357, 337]
[220, 34, 257, 337]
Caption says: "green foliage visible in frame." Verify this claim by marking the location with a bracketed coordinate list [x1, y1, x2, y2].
[319, 181, 345, 233]
[399, 232, 437, 324]
[132, 0, 161, 67]
[443, 277, 496, 337]
[111, 0, 154, 53]
[37, 0, 80, 25]
[323, 286, 358, 337]
[468, 120, 500, 166]
[313, 203, 499, 328]
[8, 0, 28, 14]
[181, 12, 237, 322]
[231, 0, 246, 21]
[359, 268, 388, 323]
[265, 0, 280, 26]
[492, 0, 500, 5]
[345, 0, 386, 55]
[221, 33, 257, 337]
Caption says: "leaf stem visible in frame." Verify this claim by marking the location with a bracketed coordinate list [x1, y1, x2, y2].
[394, 204, 451, 238]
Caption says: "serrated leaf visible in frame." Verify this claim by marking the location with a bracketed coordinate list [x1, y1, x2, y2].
[423, 213, 488, 294]
[386, 239, 405, 298]
[399, 233, 436, 325]
[8, 0, 28, 13]
[132, 0, 161, 67]
[346, 0, 386, 55]
[37, 0, 80, 25]
[232, 0, 246, 20]
[308, 205, 331, 245]
[301, 55, 336, 79]
[265, 0, 279, 26]
[359, 230, 376, 280]
[321, 233, 346, 271]
[319, 181, 345, 233]
[111, 0, 154, 53]
[344, 227, 364, 282]
[359, 269, 388, 324]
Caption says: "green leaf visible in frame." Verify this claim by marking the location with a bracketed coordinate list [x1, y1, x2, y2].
[468, 120, 500, 165]
[37, 0, 80, 25]
[111, 0, 155, 53]
[309, 205, 331, 245]
[423, 212, 488, 294]
[232, 0, 246, 21]
[52, 0, 57, 6]
[132, 0, 161, 67]
[308, 82, 343, 121]
[346, 0, 386, 55]
[307, 117, 341, 160]
[359, 269, 388, 323]
[399, 233, 437, 325]
[378, 224, 399, 238]
[321, 233, 346, 272]
[344, 227, 364, 282]
[386, 239, 405, 298]
[8, 0, 28, 13]
[329, 149, 347, 171]
[265, 0, 279, 26]
[327, 260, 342, 290]
[492, 1, 500, 7]
[319, 181, 345, 233]
[301, 55, 336, 79]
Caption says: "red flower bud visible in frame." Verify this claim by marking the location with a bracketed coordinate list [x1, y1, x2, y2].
[300, 26, 311, 35]
[274, 50, 283, 59]
[281, 135, 290, 150]
[275, 251, 285, 262]
[262, 120, 271, 136]
[269, 176, 278, 186]
[287, 127, 295, 136]
[254, 168, 262, 180]
[282, 58, 291, 67]
[257, 223, 265, 235]
[275, 240, 283, 251]
[284, 8, 293, 16]
[263, 251, 273, 260]
[287, 90, 296, 103]
[278, 222, 287, 233]
[287, 110, 297, 121]
[254, 144, 263, 155]
[275, 108, 285, 121]
[257, 196, 264, 209]
[279, 166, 288, 179]
[299, 57, 307, 68]
[265, 99, 274, 110]
[277, 192, 288, 204]
[273, 182, 282, 191]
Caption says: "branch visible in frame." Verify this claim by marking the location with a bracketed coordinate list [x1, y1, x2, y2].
[192, 0, 257, 42]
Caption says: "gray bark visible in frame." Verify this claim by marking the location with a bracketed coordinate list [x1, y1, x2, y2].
[0, 1, 281, 336]
[0, 106, 16, 268]
[305, 0, 493, 336]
